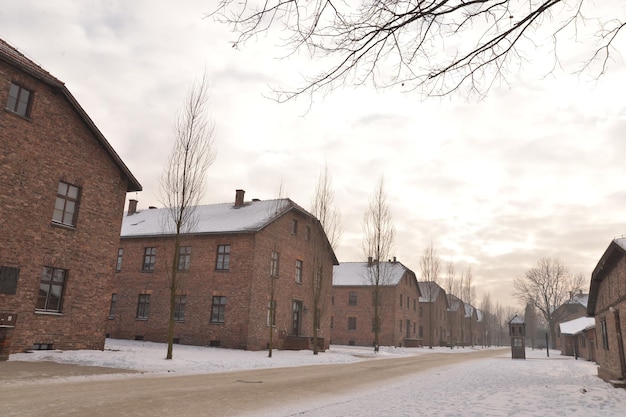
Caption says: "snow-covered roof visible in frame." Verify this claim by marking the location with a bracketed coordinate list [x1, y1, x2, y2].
[122, 199, 295, 237]
[614, 237, 626, 250]
[509, 315, 524, 325]
[476, 309, 484, 322]
[559, 317, 596, 335]
[566, 293, 589, 308]
[333, 262, 411, 286]
[447, 294, 463, 312]
[464, 304, 475, 318]
[418, 281, 443, 303]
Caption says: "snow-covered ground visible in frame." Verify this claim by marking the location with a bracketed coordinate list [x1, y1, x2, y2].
[9, 339, 626, 416]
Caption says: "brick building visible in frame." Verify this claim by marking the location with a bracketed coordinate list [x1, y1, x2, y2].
[106, 191, 337, 351]
[0, 39, 141, 354]
[331, 260, 421, 347]
[588, 237, 626, 382]
[464, 304, 478, 347]
[417, 281, 448, 347]
[446, 294, 465, 346]
[558, 316, 596, 360]
[553, 291, 589, 352]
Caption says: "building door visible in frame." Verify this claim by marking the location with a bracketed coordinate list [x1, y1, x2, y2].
[292, 300, 302, 336]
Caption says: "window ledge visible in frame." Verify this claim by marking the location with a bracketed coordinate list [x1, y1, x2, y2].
[35, 310, 63, 316]
[135, 318, 148, 321]
[4, 108, 32, 121]
[50, 221, 76, 231]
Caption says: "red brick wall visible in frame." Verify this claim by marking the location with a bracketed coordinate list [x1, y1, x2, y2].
[107, 207, 334, 351]
[0, 60, 130, 353]
[593, 255, 626, 381]
[331, 270, 421, 347]
[420, 294, 449, 347]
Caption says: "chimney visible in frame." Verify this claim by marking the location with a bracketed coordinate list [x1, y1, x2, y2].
[149, 206, 157, 210]
[128, 199, 138, 216]
[393, 256, 397, 263]
[235, 189, 245, 208]
[368, 256, 373, 267]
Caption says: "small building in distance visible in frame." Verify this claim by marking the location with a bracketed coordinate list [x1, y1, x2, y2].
[331, 260, 421, 347]
[417, 281, 448, 347]
[106, 190, 337, 351]
[558, 316, 596, 360]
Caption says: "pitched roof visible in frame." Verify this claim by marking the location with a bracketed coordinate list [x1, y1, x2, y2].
[417, 281, 445, 303]
[509, 315, 524, 325]
[464, 304, 475, 318]
[333, 261, 415, 287]
[0, 38, 141, 192]
[447, 294, 463, 312]
[588, 237, 626, 315]
[476, 309, 484, 322]
[124, 198, 293, 236]
[559, 317, 596, 336]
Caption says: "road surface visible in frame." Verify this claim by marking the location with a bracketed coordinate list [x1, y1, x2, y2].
[1, 348, 507, 417]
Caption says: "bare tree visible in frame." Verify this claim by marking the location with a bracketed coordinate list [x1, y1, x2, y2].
[444, 262, 458, 347]
[513, 257, 584, 348]
[310, 164, 341, 354]
[420, 242, 441, 348]
[480, 292, 493, 347]
[160, 74, 216, 360]
[524, 302, 538, 349]
[462, 267, 475, 347]
[267, 183, 287, 358]
[211, 1, 625, 101]
[362, 177, 395, 351]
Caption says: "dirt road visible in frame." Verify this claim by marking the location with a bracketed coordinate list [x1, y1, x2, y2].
[2, 349, 506, 417]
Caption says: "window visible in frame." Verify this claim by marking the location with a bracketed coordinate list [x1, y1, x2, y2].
[0, 265, 20, 295]
[270, 251, 280, 278]
[267, 300, 276, 326]
[116, 249, 123, 272]
[36, 267, 66, 312]
[399, 320, 403, 332]
[52, 181, 80, 227]
[407, 296, 409, 309]
[413, 299, 416, 311]
[211, 296, 226, 323]
[6, 82, 32, 117]
[174, 295, 187, 321]
[400, 293, 403, 307]
[108, 293, 117, 318]
[419, 306, 423, 317]
[601, 318, 609, 350]
[291, 219, 298, 235]
[136, 294, 150, 319]
[419, 326, 424, 338]
[216, 245, 230, 271]
[349, 291, 357, 306]
[295, 260, 303, 284]
[348, 316, 357, 330]
[305, 226, 311, 241]
[177, 246, 191, 271]
[330, 316, 334, 329]
[142, 247, 156, 271]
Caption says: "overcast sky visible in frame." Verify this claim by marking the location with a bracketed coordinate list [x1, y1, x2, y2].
[3, 1, 625, 309]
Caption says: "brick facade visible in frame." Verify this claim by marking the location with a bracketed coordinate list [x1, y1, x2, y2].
[106, 194, 337, 351]
[331, 261, 421, 347]
[446, 294, 465, 346]
[417, 281, 449, 347]
[588, 238, 626, 382]
[0, 39, 141, 354]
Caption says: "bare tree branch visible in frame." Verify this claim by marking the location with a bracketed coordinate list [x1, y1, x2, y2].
[211, 0, 624, 101]
[159, 73, 216, 360]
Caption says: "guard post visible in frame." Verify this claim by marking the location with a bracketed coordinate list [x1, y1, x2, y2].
[508, 314, 526, 359]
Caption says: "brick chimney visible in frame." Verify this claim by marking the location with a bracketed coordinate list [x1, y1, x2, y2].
[235, 189, 245, 208]
[128, 199, 138, 215]
[367, 256, 373, 267]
